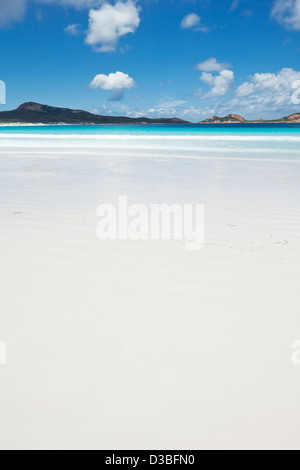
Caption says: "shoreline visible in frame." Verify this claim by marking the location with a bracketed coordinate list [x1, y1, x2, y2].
[1, 122, 300, 127]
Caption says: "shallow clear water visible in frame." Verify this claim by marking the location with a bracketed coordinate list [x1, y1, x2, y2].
[0, 125, 299, 245]
[0, 124, 300, 158]
[0, 123, 300, 135]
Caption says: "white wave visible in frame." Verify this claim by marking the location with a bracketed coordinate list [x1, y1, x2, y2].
[0, 133, 300, 142]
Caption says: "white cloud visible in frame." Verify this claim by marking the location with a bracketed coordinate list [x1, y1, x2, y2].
[181, 13, 201, 29]
[0, 0, 27, 28]
[181, 13, 200, 29]
[237, 68, 300, 95]
[65, 23, 81, 35]
[194, 68, 300, 117]
[180, 13, 207, 32]
[272, 0, 300, 30]
[210, 67, 300, 120]
[129, 68, 300, 123]
[90, 71, 136, 100]
[235, 81, 255, 97]
[85, 0, 141, 52]
[200, 69, 235, 97]
[90, 71, 135, 90]
[196, 58, 231, 72]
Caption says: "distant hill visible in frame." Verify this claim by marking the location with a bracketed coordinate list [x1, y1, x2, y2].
[201, 114, 247, 124]
[200, 113, 300, 124]
[1, 103, 299, 125]
[0, 102, 190, 125]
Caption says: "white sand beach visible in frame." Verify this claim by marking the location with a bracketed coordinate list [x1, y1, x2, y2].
[0, 132, 300, 450]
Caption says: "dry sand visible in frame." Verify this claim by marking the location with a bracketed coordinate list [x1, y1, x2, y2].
[0, 140, 299, 450]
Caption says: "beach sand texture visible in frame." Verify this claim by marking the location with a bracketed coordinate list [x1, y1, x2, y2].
[0, 129, 300, 450]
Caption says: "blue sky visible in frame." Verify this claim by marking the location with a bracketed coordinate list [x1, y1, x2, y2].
[0, 0, 300, 121]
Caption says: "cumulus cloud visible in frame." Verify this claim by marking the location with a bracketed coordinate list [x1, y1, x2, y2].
[206, 67, 300, 120]
[90, 71, 136, 100]
[196, 66, 300, 114]
[236, 67, 300, 98]
[200, 70, 235, 97]
[0, 0, 27, 28]
[196, 58, 231, 72]
[130, 67, 300, 122]
[85, 0, 141, 52]
[235, 81, 255, 97]
[272, 0, 300, 30]
[180, 13, 207, 32]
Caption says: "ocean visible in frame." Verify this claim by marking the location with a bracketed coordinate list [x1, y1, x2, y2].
[0, 124, 300, 160]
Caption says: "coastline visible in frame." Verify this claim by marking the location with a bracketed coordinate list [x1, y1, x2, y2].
[0, 102, 299, 126]
[1, 122, 300, 127]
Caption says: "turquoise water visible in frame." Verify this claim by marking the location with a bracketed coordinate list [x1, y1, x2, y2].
[0, 124, 299, 159]
[0, 123, 300, 136]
